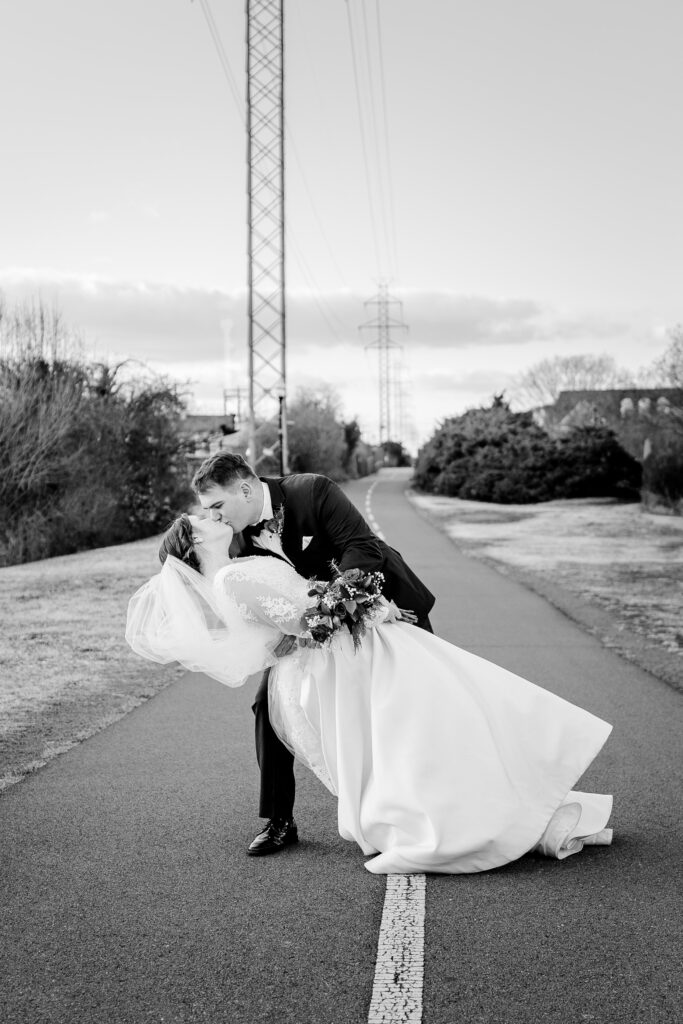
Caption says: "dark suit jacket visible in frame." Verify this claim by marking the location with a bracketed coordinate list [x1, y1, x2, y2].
[245, 473, 435, 623]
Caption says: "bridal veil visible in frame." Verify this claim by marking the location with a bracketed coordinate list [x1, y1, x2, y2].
[125, 555, 278, 687]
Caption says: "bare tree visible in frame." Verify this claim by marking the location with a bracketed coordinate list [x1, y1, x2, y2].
[646, 325, 683, 388]
[0, 294, 88, 512]
[511, 354, 634, 410]
[0, 292, 82, 362]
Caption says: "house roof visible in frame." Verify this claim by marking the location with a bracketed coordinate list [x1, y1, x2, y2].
[178, 414, 237, 436]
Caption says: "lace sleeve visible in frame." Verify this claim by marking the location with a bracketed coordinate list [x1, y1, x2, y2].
[217, 557, 312, 636]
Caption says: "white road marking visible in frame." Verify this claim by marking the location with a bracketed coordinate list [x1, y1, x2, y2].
[365, 479, 384, 539]
[365, 478, 427, 1024]
[368, 874, 427, 1024]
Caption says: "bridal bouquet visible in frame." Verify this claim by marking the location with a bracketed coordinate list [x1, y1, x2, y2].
[300, 566, 386, 651]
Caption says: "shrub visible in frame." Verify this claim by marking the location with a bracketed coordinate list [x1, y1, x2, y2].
[642, 425, 683, 512]
[555, 426, 641, 501]
[0, 301, 192, 564]
[413, 397, 641, 503]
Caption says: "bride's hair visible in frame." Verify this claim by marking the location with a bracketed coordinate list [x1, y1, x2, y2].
[159, 514, 201, 572]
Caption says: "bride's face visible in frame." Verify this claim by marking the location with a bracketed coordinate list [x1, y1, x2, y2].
[188, 514, 234, 553]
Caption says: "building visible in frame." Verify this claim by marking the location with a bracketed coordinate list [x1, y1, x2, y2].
[178, 413, 246, 466]
[535, 388, 682, 431]
[534, 387, 683, 465]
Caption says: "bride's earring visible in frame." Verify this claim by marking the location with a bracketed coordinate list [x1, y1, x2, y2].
[192, 536, 204, 545]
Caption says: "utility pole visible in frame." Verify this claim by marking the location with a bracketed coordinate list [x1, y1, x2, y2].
[223, 386, 245, 422]
[246, 0, 288, 472]
[360, 281, 408, 445]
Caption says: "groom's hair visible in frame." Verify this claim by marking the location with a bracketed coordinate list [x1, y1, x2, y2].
[192, 451, 256, 494]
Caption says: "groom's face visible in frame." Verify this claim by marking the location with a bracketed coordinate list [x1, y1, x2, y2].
[197, 479, 259, 534]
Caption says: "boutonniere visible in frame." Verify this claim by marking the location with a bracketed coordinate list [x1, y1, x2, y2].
[262, 504, 285, 538]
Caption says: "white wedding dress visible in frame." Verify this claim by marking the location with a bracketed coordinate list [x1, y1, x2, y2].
[207, 556, 613, 875]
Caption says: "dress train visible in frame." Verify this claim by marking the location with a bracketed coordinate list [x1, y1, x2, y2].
[270, 622, 613, 874]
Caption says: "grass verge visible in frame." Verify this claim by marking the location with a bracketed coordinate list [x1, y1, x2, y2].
[0, 537, 181, 791]
[407, 492, 683, 693]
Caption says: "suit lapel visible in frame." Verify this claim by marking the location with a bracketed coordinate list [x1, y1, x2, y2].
[261, 477, 296, 563]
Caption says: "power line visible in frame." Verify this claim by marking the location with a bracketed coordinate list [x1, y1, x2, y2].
[193, 0, 244, 123]
[285, 122, 350, 289]
[343, 0, 401, 284]
[373, 0, 400, 280]
[286, 229, 349, 343]
[359, 0, 394, 281]
[344, 0, 384, 277]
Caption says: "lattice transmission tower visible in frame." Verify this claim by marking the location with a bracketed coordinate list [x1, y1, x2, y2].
[246, 0, 288, 471]
[361, 282, 408, 445]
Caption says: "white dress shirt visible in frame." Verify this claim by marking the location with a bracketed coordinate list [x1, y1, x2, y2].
[251, 483, 293, 565]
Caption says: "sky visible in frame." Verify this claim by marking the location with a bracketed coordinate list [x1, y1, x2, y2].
[1, 0, 682, 447]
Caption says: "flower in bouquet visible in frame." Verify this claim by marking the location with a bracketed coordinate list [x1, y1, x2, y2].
[300, 565, 385, 650]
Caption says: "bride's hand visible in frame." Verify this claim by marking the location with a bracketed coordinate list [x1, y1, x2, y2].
[381, 598, 418, 624]
[273, 634, 298, 658]
[396, 607, 418, 624]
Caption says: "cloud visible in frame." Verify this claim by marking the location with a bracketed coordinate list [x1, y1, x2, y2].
[398, 293, 543, 347]
[0, 270, 240, 362]
[140, 204, 161, 220]
[0, 270, 662, 443]
[411, 367, 517, 396]
[289, 289, 633, 354]
[0, 270, 635, 364]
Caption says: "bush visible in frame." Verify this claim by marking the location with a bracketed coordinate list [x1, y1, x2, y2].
[554, 426, 642, 500]
[642, 427, 683, 512]
[616, 398, 683, 513]
[0, 300, 192, 565]
[413, 397, 641, 503]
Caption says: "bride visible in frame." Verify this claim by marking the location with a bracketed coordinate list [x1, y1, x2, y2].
[126, 512, 614, 874]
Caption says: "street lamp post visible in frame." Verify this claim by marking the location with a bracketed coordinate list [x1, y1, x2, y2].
[277, 389, 289, 475]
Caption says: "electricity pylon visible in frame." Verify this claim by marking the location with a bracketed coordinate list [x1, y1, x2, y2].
[246, 0, 288, 472]
[361, 282, 408, 445]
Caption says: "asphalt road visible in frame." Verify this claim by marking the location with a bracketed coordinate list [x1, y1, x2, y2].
[2, 471, 682, 1024]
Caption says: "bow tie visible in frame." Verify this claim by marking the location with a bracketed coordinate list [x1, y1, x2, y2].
[244, 519, 270, 538]
[243, 506, 284, 540]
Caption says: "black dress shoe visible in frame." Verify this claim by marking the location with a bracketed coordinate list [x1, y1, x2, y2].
[247, 818, 299, 857]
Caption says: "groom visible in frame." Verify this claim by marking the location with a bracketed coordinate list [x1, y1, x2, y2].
[192, 452, 435, 856]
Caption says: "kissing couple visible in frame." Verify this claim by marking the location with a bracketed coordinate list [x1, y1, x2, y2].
[126, 452, 613, 874]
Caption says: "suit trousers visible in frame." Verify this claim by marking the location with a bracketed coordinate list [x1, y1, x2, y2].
[252, 614, 433, 821]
